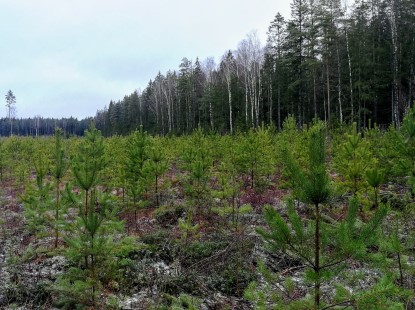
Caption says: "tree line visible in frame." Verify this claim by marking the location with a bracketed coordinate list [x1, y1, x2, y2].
[0, 116, 91, 137]
[93, 0, 415, 136]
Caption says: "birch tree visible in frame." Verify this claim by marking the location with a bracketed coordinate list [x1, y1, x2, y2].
[162, 70, 177, 133]
[236, 32, 264, 129]
[220, 51, 236, 134]
[202, 57, 217, 131]
[178, 58, 194, 132]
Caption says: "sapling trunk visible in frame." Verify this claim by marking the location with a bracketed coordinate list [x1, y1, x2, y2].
[412, 160, 415, 199]
[135, 209, 138, 232]
[85, 189, 89, 217]
[397, 251, 404, 287]
[314, 202, 321, 310]
[232, 194, 236, 229]
[251, 165, 254, 190]
[91, 228, 96, 306]
[54, 178, 60, 248]
[155, 174, 159, 207]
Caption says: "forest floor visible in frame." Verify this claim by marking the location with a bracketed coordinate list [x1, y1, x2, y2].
[0, 171, 414, 309]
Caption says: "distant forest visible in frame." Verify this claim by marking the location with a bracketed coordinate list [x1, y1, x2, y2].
[2, 0, 415, 136]
[0, 117, 91, 137]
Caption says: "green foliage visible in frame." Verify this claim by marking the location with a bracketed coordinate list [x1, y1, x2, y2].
[365, 167, 385, 209]
[394, 107, 415, 197]
[5, 116, 415, 309]
[99, 136, 126, 197]
[51, 128, 68, 248]
[33, 144, 50, 187]
[0, 139, 8, 181]
[244, 261, 314, 310]
[61, 193, 128, 277]
[181, 128, 213, 224]
[257, 197, 388, 309]
[178, 216, 200, 245]
[334, 123, 375, 195]
[258, 122, 388, 309]
[71, 124, 105, 194]
[376, 214, 415, 289]
[52, 128, 67, 181]
[55, 125, 137, 309]
[365, 168, 384, 190]
[182, 240, 226, 265]
[21, 181, 53, 236]
[277, 115, 307, 167]
[170, 293, 200, 310]
[212, 136, 250, 230]
[354, 276, 411, 309]
[5, 136, 33, 187]
[124, 128, 151, 220]
[282, 121, 330, 205]
[22, 142, 54, 238]
[236, 126, 275, 191]
[145, 136, 169, 207]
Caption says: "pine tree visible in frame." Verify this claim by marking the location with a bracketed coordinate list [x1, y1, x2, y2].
[258, 123, 387, 309]
[285, 123, 330, 309]
[124, 127, 150, 229]
[55, 125, 135, 308]
[395, 107, 415, 198]
[365, 167, 384, 209]
[334, 123, 374, 196]
[5, 90, 16, 136]
[145, 137, 168, 207]
[71, 124, 105, 217]
[52, 128, 67, 248]
[56, 190, 133, 308]
[23, 129, 69, 247]
[236, 126, 274, 192]
[22, 145, 52, 237]
[0, 140, 7, 181]
[182, 128, 212, 214]
[212, 136, 250, 231]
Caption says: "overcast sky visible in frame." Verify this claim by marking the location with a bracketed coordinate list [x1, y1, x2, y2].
[0, 0, 291, 119]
